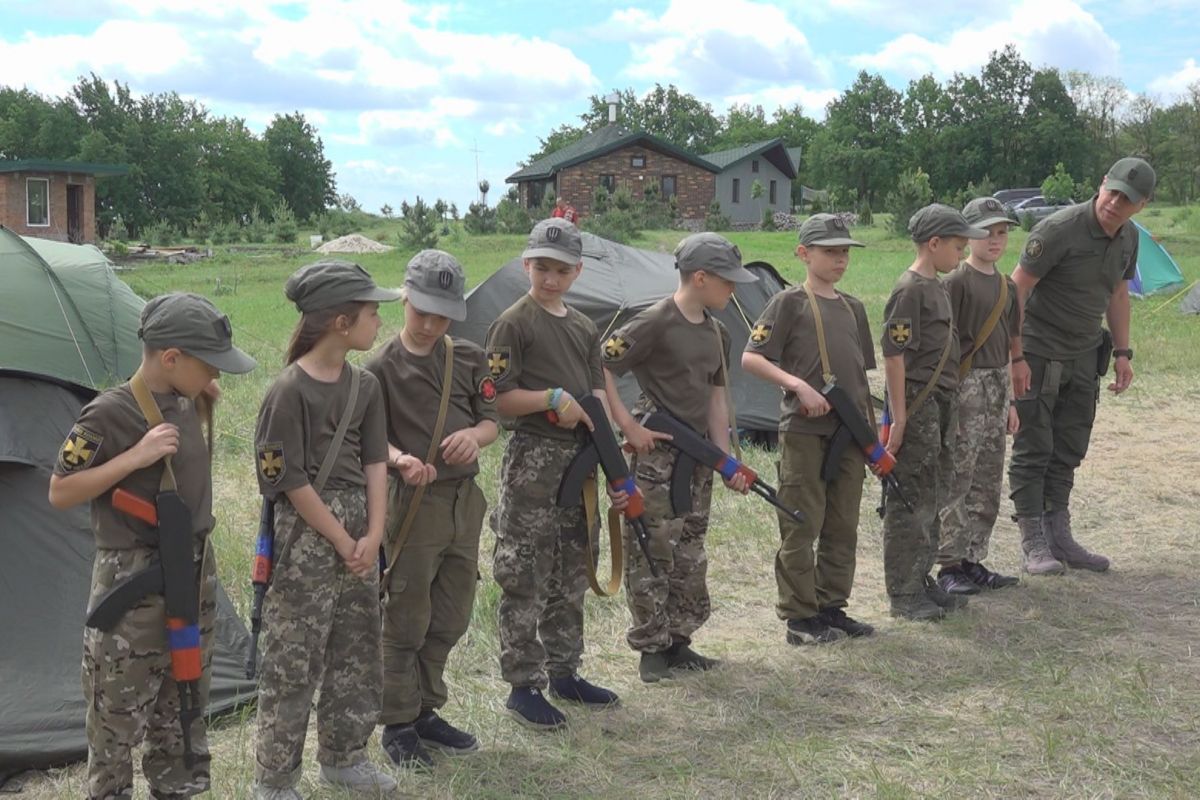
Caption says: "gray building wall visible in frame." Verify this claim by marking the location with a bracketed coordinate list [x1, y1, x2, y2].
[714, 157, 792, 225]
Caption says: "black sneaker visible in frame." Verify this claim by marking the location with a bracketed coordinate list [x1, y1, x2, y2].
[548, 674, 620, 708]
[963, 560, 1020, 589]
[665, 642, 722, 671]
[818, 607, 875, 638]
[937, 565, 982, 595]
[381, 723, 434, 768]
[505, 686, 567, 731]
[786, 616, 848, 645]
[924, 575, 969, 610]
[414, 709, 478, 754]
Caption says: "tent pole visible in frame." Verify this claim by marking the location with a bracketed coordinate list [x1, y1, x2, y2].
[1149, 279, 1199, 315]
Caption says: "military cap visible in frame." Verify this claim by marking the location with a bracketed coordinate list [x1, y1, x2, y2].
[284, 259, 401, 312]
[798, 213, 864, 247]
[909, 203, 989, 243]
[674, 232, 758, 283]
[405, 249, 467, 321]
[522, 218, 583, 264]
[139, 292, 257, 374]
[962, 197, 1016, 229]
[1105, 157, 1156, 204]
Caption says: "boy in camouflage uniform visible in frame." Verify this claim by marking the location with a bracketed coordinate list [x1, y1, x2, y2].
[365, 250, 499, 766]
[935, 198, 1023, 594]
[48, 293, 256, 799]
[742, 215, 877, 645]
[880, 205, 987, 622]
[601, 232, 754, 683]
[486, 219, 620, 730]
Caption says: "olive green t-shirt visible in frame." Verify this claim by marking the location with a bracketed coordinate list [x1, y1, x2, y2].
[745, 286, 876, 436]
[364, 335, 499, 483]
[484, 293, 604, 441]
[601, 297, 730, 437]
[945, 263, 1020, 370]
[254, 362, 388, 498]
[53, 384, 214, 550]
[881, 269, 959, 392]
[1019, 198, 1139, 360]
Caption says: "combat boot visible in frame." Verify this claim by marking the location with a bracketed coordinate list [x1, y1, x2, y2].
[639, 651, 672, 683]
[1018, 515, 1065, 575]
[889, 594, 945, 622]
[666, 642, 722, 670]
[1043, 509, 1110, 572]
[924, 574, 968, 611]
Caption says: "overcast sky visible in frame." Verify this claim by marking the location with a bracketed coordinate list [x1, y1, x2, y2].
[2, 0, 1197, 212]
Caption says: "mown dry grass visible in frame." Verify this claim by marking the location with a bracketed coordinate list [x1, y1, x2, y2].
[15, 215, 1200, 798]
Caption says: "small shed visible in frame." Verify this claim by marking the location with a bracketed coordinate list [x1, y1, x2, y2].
[0, 160, 127, 244]
[702, 139, 798, 225]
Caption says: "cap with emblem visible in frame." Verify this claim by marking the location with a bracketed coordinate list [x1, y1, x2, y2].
[798, 213, 864, 247]
[962, 197, 1016, 229]
[909, 203, 989, 243]
[284, 259, 401, 313]
[139, 292, 257, 374]
[405, 249, 467, 321]
[674, 232, 758, 283]
[1104, 157, 1156, 204]
[523, 218, 583, 264]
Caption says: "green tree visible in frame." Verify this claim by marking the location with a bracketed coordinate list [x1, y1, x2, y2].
[399, 196, 439, 249]
[808, 71, 903, 205]
[263, 112, 337, 221]
[887, 168, 933, 236]
[200, 117, 280, 224]
[1041, 162, 1075, 203]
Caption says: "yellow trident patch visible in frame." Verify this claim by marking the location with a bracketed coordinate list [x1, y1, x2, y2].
[258, 443, 285, 486]
[602, 335, 630, 361]
[887, 319, 913, 349]
[57, 425, 101, 472]
[487, 347, 510, 380]
[750, 323, 772, 346]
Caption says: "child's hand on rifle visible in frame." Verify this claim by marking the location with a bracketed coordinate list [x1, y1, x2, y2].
[792, 379, 830, 417]
[440, 429, 480, 465]
[131, 423, 180, 468]
[551, 392, 593, 431]
[723, 471, 750, 494]
[606, 483, 631, 513]
[621, 422, 672, 455]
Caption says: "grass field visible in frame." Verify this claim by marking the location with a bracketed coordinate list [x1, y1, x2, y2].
[21, 207, 1200, 798]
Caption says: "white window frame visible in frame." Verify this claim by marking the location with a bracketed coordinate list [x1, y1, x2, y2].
[26, 177, 50, 227]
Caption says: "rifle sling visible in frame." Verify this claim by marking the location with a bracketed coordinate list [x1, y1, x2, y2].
[582, 474, 624, 597]
[906, 327, 954, 420]
[957, 270, 1009, 380]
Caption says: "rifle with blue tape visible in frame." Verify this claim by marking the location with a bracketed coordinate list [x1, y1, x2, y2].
[244, 497, 274, 679]
[820, 382, 913, 514]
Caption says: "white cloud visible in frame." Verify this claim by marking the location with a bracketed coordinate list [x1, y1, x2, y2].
[1148, 58, 1200, 97]
[723, 86, 840, 120]
[485, 119, 524, 137]
[849, 0, 1119, 80]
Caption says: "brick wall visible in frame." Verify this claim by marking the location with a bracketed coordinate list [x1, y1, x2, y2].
[549, 143, 716, 222]
[0, 172, 98, 242]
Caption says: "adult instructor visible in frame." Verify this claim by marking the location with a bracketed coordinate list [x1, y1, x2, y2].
[1009, 157, 1155, 575]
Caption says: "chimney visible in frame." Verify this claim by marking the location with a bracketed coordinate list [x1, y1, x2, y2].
[605, 92, 619, 124]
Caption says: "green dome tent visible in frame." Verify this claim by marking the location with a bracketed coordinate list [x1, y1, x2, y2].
[0, 226, 255, 783]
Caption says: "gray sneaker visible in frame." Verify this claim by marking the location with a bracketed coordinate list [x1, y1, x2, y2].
[319, 760, 398, 792]
[254, 786, 304, 800]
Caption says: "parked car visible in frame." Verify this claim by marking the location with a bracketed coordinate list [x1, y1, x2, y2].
[992, 187, 1042, 206]
[1009, 195, 1074, 222]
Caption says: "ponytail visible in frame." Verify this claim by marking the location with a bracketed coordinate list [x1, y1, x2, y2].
[284, 301, 364, 364]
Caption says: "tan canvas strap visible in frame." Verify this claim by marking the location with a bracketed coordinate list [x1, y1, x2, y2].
[711, 316, 742, 461]
[130, 370, 177, 493]
[802, 283, 854, 384]
[582, 473, 623, 597]
[957, 271, 1009, 380]
[384, 336, 454, 582]
[313, 365, 360, 495]
[907, 332, 953, 420]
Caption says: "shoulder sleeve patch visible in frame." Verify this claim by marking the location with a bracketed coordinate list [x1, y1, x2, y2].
[749, 323, 772, 346]
[486, 346, 511, 380]
[258, 442, 286, 486]
[58, 425, 102, 472]
[1023, 237, 1043, 260]
[602, 333, 634, 361]
[478, 376, 497, 403]
[887, 318, 913, 349]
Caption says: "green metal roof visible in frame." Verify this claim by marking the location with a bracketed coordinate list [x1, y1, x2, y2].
[507, 124, 719, 182]
[701, 138, 798, 179]
[0, 159, 128, 177]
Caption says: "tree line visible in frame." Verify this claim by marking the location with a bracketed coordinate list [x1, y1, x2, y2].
[0, 74, 337, 237]
[531, 46, 1200, 211]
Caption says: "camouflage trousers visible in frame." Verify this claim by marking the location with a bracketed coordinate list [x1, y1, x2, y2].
[492, 431, 589, 688]
[774, 430, 865, 621]
[1009, 350, 1099, 517]
[626, 445, 714, 653]
[82, 542, 217, 800]
[255, 487, 381, 789]
[382, 476, 485, 724]
[938, 367, 1010, 565]
[882, 386, 957, 601]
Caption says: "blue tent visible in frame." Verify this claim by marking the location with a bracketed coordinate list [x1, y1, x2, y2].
[1129, 222, 1184, 297]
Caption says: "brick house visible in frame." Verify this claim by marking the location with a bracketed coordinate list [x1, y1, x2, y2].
[0, 160, 127, 244]
[506, 124, 718, 223]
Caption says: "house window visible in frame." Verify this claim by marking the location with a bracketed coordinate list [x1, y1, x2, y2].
[751, 160, 759, 173]
[27, 178, 49, 227]
[769, 180, 777, 205]
[661, 175, 677, 200]
[600, 174, 616, 193]
[732, 178, 740, 203]
[630, 154, 646, 168]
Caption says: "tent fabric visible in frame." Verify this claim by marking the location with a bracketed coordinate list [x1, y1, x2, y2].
[0, 233, 257, 778]
[1129, 222, 1184, 297]
[0, 225, 144, 391]
[448, 232, 789, 433]
[1181, 281, 1200, 315]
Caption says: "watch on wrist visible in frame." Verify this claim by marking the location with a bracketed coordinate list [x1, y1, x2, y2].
[1113, 348, 1133, 361]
